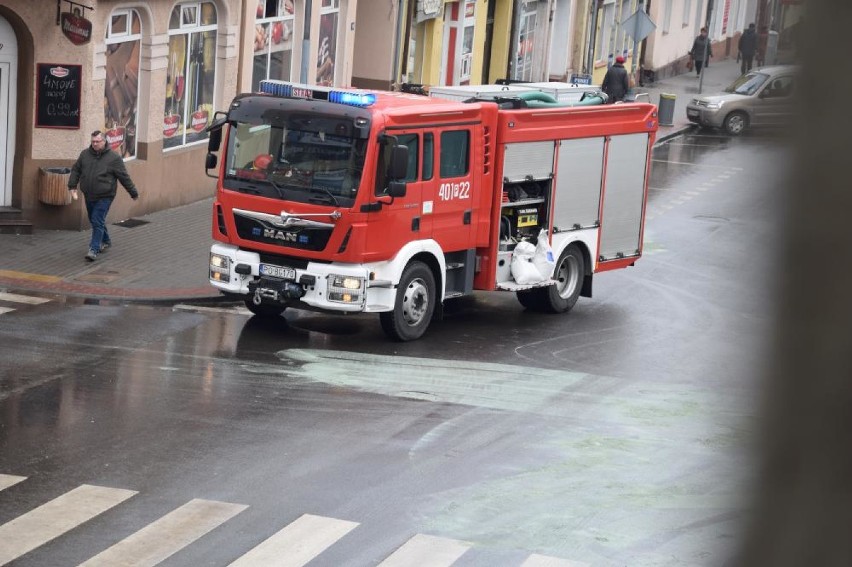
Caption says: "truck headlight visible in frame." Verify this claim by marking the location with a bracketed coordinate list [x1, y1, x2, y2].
[328, 274, 365, 303]
[209, 253, 231, 282]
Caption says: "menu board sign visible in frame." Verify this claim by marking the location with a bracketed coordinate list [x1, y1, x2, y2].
[36, 63, 82, 129]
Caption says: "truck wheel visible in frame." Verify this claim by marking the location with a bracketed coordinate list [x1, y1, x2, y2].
[516, 288, 545, 311]
[723, 111, 748, 136]
[244, 298, 285, 318]
[380, 261, 436, 341]
[543, 244, 585, 313]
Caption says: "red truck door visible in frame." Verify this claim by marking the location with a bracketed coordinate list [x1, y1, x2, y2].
[422, 126, 475, 253]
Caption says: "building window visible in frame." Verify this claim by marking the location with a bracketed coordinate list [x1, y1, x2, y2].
[252, 1, 296, 91]
[514, 2, 537, 80]
[596, 0, 615, 62]
[165, 2, 217, 150]
[684, 0, 692, 26]
[317, 0, 339, 86]
[663, 0, 673, 34]
[104, 9, 141, 159]
[615, 0, 634, 58]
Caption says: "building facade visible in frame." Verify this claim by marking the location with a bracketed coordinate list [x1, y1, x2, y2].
[0, 0, 359, 231]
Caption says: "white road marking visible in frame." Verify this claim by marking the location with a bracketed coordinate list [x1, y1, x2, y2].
[521, 553, 591, 567]
[228, 513, 358, 567]
[0, 292, 51, 305]
[0, 484, 137, 565]
[0, 307, 14, 315]
[173, 304, 251, 315]
[0, 474, 26, 492]
[79, 498, 247, 567]
[377, 534, 470, 567]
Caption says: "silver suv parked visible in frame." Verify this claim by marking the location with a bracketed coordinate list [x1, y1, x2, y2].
[686, 65, 797, 135]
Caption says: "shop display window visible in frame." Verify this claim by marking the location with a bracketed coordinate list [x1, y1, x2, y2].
[251, 0, 297, 92]
[104, 9, 141, 159]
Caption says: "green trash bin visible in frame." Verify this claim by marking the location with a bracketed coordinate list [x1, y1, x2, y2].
[658, 93, 676, 126]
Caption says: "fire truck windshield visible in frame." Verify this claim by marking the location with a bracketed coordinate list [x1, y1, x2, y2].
[223, 119, 368, 207]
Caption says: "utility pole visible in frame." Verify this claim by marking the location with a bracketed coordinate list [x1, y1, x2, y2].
[631, 0, 646, 87]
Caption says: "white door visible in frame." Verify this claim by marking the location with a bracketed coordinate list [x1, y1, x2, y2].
[0, 14, 18, 207]
[0, 62, 8, 205]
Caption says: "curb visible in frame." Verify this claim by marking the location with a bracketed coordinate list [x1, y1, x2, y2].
[654, 124, 696, 146]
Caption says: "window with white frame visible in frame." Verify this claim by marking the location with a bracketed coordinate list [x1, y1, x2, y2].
[615, 0, 634, 59]
[252, 1, 296, 92]
[596, 0, 615, 62]
[164, 2, 217, 149]
[104, 9, 141, 159]
[317, 0, 339, 86]
[460, 0, 476, 82]
[684, 0, 692, 26]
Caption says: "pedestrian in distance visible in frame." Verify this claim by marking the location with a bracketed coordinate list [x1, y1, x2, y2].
[67, 130, 139, 262]
[690, 27, 712, 76]
[738, 23, 758, 75]
[602, 55, 630, 103]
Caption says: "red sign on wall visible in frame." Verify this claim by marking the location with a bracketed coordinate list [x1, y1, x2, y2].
[60, 12, 92, 46]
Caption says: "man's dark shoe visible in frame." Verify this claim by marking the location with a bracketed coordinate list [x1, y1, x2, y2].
[85, 250, 98, 262]
[100, 242, 111, 252]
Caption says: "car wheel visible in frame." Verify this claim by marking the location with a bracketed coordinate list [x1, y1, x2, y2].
[723, 111, 748, 136]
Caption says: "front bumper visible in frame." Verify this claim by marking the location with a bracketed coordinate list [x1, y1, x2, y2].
[685, 104, 725, 128]
[209, 243, 396, 313]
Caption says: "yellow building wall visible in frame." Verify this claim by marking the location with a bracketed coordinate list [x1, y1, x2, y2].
[488, 0, 513, 83]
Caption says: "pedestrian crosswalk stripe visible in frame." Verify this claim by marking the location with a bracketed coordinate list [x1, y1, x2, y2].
[0, 474, 26, 492]
[521, 553, 591, 567]
[228, 513, 358, 567]
[79, 498, 248, 567]
[377, 534, 470, 567]
[0, 307, 14, 315]
[0, 484, 137, 565]
[0, 291, 51, 305]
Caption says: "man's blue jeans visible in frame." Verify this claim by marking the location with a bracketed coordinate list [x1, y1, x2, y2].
[85, 197, 113, 253]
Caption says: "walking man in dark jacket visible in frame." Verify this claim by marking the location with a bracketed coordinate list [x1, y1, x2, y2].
[68, 130, 139, 261]
[602, 56, 630, 103]
[690, 27, 712, 76]
[738, 23, 758, 75]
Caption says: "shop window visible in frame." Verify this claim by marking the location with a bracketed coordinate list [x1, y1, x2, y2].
[104, 9, 141, 159]
[165, 2, 217, 150]
[440, 130, 469, 179]
[252, 0, 296, 91]
[317, 0, 340, 86]
[514, 3, 537, 80]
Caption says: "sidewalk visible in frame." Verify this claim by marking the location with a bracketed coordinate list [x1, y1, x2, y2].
[633, 55, 743, 142]
[0, 59, 742, 304]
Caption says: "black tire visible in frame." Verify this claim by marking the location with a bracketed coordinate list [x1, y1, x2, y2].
[723, 111, 748, 136]
[380, 261, 436, 341]
[244, 297, 286, 318]
[516, 288, 545, 310]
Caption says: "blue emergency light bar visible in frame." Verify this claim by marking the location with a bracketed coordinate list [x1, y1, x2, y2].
[258, 80, 376, 107]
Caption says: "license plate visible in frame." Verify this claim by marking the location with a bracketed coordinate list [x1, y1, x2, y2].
[259, 263, 296, 280]
[687, 108, 699, 117]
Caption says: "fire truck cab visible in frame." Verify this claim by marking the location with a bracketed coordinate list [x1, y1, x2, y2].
[207, 81, 658, 341]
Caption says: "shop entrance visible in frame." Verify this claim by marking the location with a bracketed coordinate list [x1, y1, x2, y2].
[0, 14, 18, 208]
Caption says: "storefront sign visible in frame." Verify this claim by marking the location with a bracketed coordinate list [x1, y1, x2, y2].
[35, 63, 82, 129]
[60, 11, 92, 45]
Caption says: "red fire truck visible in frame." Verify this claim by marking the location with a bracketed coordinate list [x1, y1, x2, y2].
[206, 81, 658, 341]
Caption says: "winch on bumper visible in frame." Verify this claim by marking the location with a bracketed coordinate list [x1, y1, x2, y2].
[209, 243, 389, 313]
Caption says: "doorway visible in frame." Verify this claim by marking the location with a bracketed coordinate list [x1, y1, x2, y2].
[0, 14, 18, 208]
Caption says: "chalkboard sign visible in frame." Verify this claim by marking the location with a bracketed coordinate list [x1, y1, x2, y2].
[36, 63, 82, 129]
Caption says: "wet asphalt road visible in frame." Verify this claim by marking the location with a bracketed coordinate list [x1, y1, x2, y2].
[0, 130, 790, 566]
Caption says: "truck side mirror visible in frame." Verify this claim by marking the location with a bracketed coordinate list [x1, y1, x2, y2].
[205, 153, 219, 178]
[387, 180, 407, 198]
[389, 145, 409, 180]
[208, 127, 222, 151]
